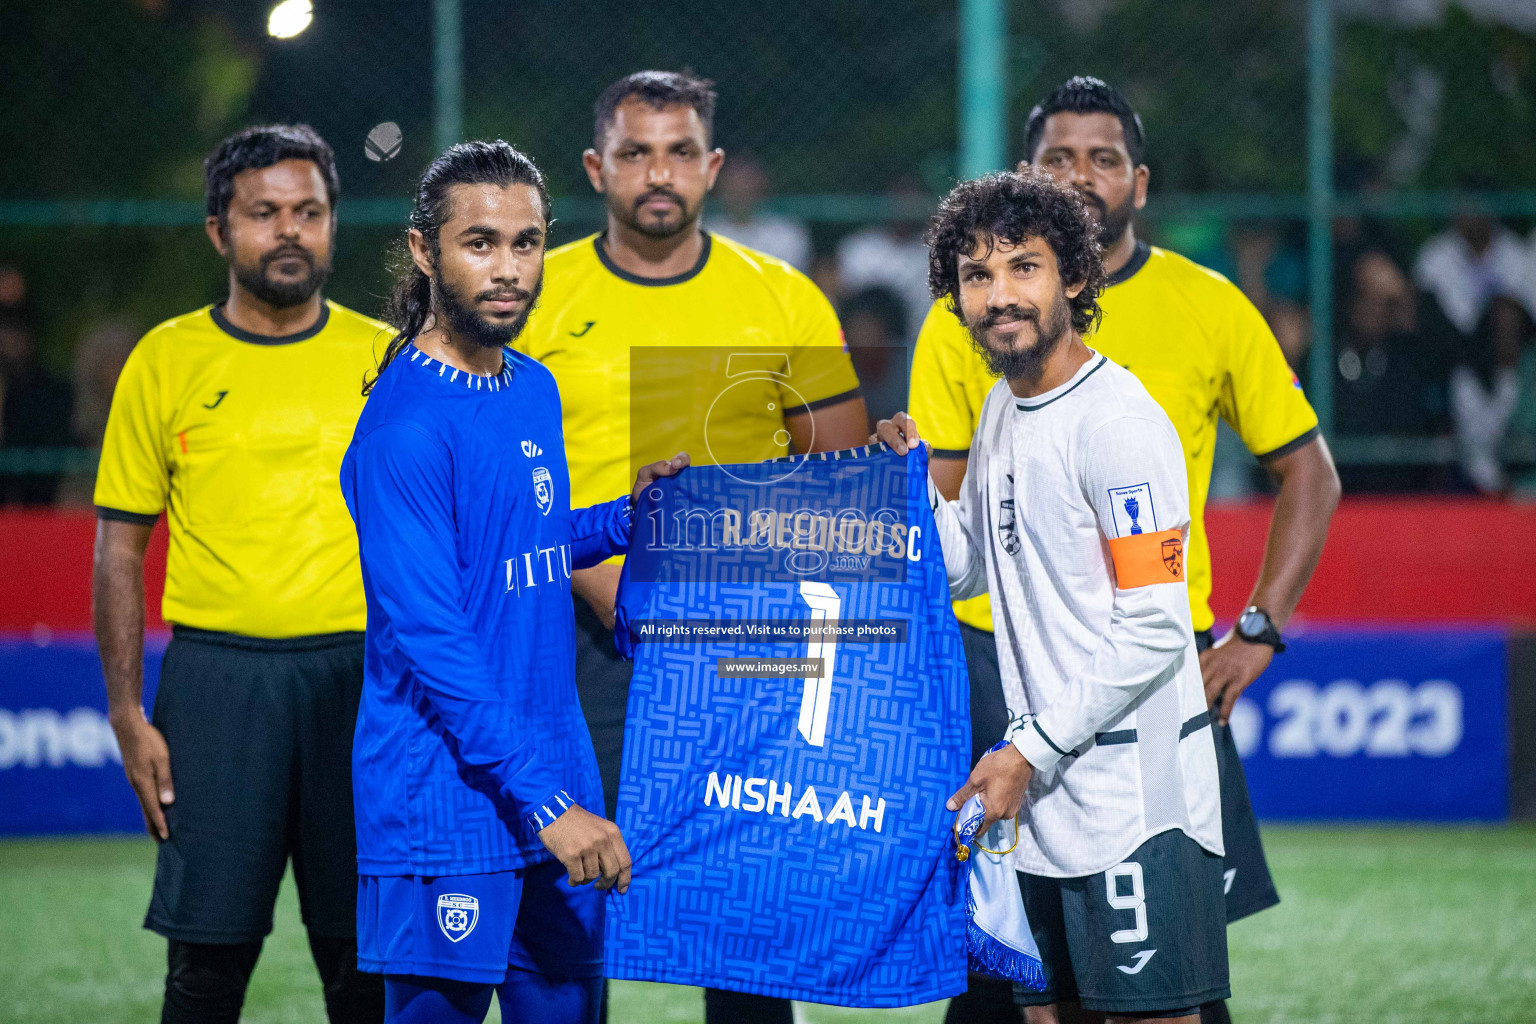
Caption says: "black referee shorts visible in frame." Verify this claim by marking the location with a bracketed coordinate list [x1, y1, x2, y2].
[1194, 628, 1281, 923]
[144, 627, 365, 944]
[959, 620, 1013, 769]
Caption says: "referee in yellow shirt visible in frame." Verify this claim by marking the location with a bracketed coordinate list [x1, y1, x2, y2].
[93, 126, 388, 1024]
[516, 71, 868, 1024]
[911, 79, 1341, 1024]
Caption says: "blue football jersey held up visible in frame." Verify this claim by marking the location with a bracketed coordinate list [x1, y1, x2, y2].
[607, 444, 971, 1007]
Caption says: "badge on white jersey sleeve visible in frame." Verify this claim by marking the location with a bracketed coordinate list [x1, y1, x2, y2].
[1105, 482, 1157, 538]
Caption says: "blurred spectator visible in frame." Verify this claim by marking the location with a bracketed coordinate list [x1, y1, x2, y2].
[808, 253, 843, 307]
[71, 320, 139, 447]
[1211, 225, 1308, 501]
[838, 286, 908, 429]
[51, 320, 142, 506]
[1414, 214, 1535, 493]
[1207, 422, 1259, 502]
[0, 305, 75, 505]
[706, 153, 812, 272]
[836, 177, 932, 348]
[0, 265, 26, 308]
[1231, 224, 1310, 369]
[1335, 250, 1449, 436]
[1518, 222, 1536, 307]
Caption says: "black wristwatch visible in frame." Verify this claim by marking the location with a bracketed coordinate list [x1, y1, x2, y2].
[1235, 606, 1286, 653]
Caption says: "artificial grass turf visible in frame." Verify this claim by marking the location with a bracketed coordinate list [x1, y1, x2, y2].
[1, 826, 1530, 1023]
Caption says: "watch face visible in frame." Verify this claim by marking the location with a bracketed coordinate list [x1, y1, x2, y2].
[1238, 609, 1265, 638]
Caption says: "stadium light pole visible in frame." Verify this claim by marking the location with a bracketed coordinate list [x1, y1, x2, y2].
[1306, 0, 1335, 435]
[959, 0, 1008, 179]
[434, 0, 463, 154]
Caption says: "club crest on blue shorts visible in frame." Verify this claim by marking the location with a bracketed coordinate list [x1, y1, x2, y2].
[436, 894, 479, 942]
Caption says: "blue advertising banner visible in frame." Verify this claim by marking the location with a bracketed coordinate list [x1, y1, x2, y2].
[1228, 626, 1507, 820]
[0, 626, 1510, 832]
[0, 634, 164, 834]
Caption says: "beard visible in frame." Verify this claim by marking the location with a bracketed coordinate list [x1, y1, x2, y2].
[609, 185, 699, 240]
[435, 270, 542, 350]
[232, 243, 331, 308]
[966, 295, 1072, 382]
[1078, 189, 1134, 250]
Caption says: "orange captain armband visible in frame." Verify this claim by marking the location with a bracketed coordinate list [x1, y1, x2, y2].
[1107, 528, 1185, 588]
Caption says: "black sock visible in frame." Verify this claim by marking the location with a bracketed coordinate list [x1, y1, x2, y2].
[1201, 999, 1234, 1024]
[162, 939, 263, 1024]
[703, 988, 794, 1024]
[943, 972, 1024, 1024]
[308, 932, 385, 1024]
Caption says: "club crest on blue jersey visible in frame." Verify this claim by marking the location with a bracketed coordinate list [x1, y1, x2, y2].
[532, 466, 553, 516]
[436, 893, 479, 942]
[1106, 482, 1157, 538]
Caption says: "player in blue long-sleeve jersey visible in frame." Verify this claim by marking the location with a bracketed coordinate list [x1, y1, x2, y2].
[341, 141, 687, 1024]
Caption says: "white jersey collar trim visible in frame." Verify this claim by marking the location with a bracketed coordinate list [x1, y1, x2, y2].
[1013, 353, 1107, 412]
[407, 343, 514, 391]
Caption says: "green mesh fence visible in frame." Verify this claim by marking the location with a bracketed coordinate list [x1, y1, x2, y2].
[2, 0, 1535, 483]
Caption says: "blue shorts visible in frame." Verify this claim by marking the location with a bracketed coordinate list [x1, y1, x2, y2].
[358, 859, 604, 984]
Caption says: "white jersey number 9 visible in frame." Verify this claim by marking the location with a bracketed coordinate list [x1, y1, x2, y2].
[1106, 862, 1149, 944]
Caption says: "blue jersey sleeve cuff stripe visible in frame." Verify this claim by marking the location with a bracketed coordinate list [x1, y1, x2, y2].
[524, 790, 576, 832]
[571, 496, 631, 539]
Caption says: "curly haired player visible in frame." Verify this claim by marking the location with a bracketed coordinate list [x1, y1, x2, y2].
[882, 169, 1228, 1024]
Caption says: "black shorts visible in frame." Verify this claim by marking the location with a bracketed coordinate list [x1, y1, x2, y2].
[144, 627, 365, 944]
[572, 597, 633, 821]
[959, 620, 1012, 769]
[1195, 629, 1281, 923]
[1014, 829, 1230, 1015]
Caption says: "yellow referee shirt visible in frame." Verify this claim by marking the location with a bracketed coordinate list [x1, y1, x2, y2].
[909, 242, 1318, 633]
[94, 301, 391, 638]
[516, 232, 861, 510]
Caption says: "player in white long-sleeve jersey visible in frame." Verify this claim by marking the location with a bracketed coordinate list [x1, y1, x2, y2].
[877, 170, 1226, 1024]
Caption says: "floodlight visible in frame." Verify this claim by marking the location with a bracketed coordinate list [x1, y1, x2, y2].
[268, 0, 313, 39]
